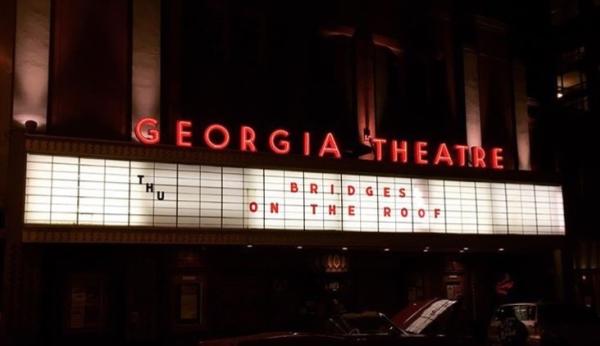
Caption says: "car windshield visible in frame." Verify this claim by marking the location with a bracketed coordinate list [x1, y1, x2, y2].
[404, 299, 457, 334]
[494, 305, 536, 321]
[331, 312, 406, 335]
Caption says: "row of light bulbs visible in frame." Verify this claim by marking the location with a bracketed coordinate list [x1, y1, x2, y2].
[244, 244, 506, 253]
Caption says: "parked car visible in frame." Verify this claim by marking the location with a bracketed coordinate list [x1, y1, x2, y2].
[200, 299, 474, 346]
[487, 302, 600, 346]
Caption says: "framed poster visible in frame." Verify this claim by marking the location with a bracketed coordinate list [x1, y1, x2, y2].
[172, 273, 205, 330]
[178, 284, 201, 322]
[65, 273, 106, 333]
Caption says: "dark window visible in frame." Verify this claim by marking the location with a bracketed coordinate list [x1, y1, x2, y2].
[560, 46, 585, 65]
[374, 46, 404, 139]
[551, 0, 580, 26]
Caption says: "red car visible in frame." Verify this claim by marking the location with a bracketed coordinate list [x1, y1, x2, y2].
[200, 299, 473, 346]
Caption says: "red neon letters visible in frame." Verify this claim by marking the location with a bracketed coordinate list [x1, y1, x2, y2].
[240, 126, 257, 152]
[414, 141, 429, 165]
[134, 117, 160, 144]
[269, 129, 291, 154]
[433, 143, 453, 166]
[176, 120, 192, 147]
[204, 124, 230, 149]
[133, 118, 504, 169]
[318, 133, 341, 159]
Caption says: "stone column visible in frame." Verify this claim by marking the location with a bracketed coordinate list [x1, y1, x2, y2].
[463, 47, 482, 149]
[513, 60, 532, 170]
[0, 0, 16, 342]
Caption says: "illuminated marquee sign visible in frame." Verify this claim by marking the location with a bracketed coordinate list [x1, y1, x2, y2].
[24, 154, 565, 235]
[134, 118, 505, 169]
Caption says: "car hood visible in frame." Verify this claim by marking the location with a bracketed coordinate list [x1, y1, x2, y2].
[199, 332, 345, 346]
[200, 332, 296, 346]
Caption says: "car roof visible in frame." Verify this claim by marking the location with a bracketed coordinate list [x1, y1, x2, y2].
[341, 311, 381, 319]
[498, 303, 538, 307]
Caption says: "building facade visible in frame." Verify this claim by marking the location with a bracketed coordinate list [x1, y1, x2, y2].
[548, 0, 600, 317]
[0, 1, 573, 345]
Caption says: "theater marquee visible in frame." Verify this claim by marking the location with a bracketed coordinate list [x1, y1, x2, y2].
[23, 154, 565, 235]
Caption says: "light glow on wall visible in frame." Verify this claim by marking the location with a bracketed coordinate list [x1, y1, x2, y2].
[24, 154, 565, 235]
[13, 0, 51, 131]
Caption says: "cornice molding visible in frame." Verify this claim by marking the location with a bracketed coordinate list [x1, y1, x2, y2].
[22, 225, 564, 250]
